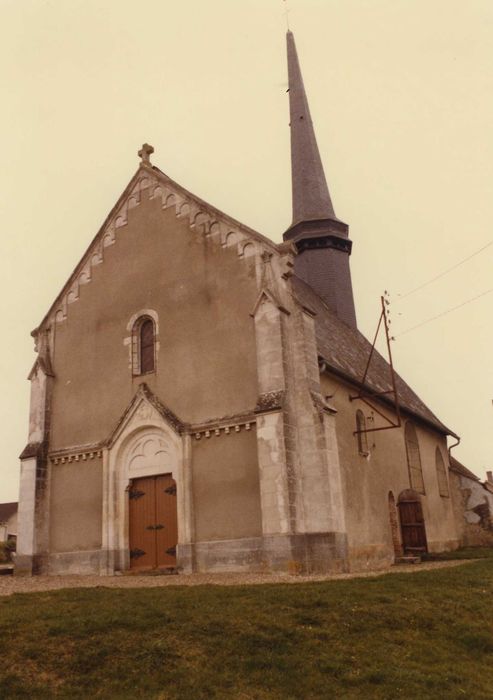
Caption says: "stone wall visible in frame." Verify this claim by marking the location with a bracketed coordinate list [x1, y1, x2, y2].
[449, 470, 493, 547]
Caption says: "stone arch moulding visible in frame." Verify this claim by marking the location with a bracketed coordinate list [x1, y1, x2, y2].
[123, 309, 159, 374]
[388, 491, 402, 559]
[101, 390, 193, 575]
[126, 308, 159, 335]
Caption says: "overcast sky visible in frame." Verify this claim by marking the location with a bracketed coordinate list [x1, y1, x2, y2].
[1, 0, 492, 502]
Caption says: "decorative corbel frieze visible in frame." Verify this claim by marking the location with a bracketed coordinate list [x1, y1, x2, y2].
[192, 420, 256, 440]
[51, 449, 103, 465]
[46, 165, 281, 329]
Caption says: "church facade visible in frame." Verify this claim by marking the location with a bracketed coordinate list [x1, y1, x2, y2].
[16, 32, 460, 576]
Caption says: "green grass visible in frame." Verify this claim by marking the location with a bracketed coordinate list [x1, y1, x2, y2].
[1, 560, 493, 699]
[422, 545, 493, 561]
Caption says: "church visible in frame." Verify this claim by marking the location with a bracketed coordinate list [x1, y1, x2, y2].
[16, 31, 460, 576]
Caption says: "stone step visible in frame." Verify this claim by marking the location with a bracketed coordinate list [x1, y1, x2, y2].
[394, 556, 421, 565]
[123, 566, 179, 577]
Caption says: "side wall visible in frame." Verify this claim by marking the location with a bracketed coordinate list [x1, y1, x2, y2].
[320, 373, 459, 570]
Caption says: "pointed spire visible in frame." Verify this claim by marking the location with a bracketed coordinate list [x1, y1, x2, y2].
[287, 30, 336, 225]
[283, 30, 357, 329]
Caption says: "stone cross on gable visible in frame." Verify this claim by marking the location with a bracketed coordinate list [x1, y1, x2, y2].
[138, 143, 154, 165]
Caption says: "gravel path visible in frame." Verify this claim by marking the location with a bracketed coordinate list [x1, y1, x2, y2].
[0, 559, 472, 597]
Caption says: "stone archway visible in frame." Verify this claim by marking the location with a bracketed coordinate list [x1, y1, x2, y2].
[388, 491, 402, 559]
[101, 390, 193, 575]
[112, 426, 182, 573]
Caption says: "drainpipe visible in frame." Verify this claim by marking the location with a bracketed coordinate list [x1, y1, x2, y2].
[448, 435, 461, 463]
[447, 434, 462, 547]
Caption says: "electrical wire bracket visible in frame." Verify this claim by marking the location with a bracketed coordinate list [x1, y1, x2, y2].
[350, 292, 401, 435]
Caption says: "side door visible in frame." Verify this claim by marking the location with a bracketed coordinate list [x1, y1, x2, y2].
[398, 499, 428, 553]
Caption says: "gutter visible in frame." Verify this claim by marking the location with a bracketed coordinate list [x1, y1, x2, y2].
[319, 358, 460, 440]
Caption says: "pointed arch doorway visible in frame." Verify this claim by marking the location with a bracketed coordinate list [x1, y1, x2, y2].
[397, 489, 428, 554]
[102, 385, 194, 576]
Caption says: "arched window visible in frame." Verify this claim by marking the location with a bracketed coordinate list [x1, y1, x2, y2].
[435, 448, 449, 497]
[132, 317, 155, 375]
[140, 319, 155, 373]
[356, 410, 369, 456]
[404, 423, 425, 494]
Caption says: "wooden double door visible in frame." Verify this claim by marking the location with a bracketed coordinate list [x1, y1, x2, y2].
[128, 474, 178, 571]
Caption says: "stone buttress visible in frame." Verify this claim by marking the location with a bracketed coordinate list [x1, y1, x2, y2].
[16, 328, 54, 575]
[252, 247, 348, 573]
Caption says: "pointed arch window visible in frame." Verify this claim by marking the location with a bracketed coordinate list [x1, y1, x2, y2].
[404, 422, 425, 494]
[356, 410, 369, 456]
[435, 447, 449, 497]
[132, 316, 156, 375]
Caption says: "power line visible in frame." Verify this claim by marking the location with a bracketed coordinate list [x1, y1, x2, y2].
[395, 286, 493, 338]
[397, 238, 493, 301]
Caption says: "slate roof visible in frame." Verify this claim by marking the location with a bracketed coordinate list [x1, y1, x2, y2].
[449, 456, 480, 481]
[286, 30, 338, 224]
[292, 275, 457, 437]
[0, 502, 17, 524]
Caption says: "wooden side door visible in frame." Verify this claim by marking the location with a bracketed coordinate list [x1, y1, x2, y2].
[155, 475, 178, 569]
[398, 499, 428, 553]
[128, 476, 157, 571]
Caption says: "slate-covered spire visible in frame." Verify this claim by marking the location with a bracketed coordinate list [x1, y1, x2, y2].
[283, 30, 357, 329]
[286, 30, 336, 224]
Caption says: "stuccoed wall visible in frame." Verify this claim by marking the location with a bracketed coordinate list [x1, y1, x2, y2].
[49, 458, 103, 554]
[192, 428, 262, 543]
[49, 192, 259, 451]
[320, 373, 459, 570]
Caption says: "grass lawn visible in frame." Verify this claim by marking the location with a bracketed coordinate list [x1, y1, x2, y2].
[422, 545, 493, 561]
[1, 560, 493, 699]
